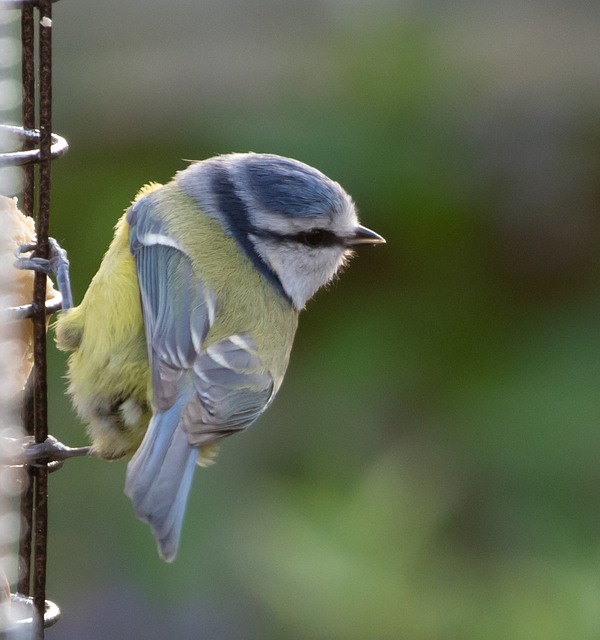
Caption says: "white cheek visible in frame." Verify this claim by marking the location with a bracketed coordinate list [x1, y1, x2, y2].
[250, 235, 351, 308]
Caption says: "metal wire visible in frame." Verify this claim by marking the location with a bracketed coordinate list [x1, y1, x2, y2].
[0, 126, 69, 167]
[31, 3, 54, 634]
[1, 0, 68, 636]
[17, 0, 36, 613]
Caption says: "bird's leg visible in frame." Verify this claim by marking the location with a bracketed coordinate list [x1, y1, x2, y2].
[17, 435, 92, 467]
[14, 237, 74, 310]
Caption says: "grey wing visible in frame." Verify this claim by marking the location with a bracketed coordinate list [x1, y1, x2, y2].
[184, 334, 275, 445]
[128, 195, 217, 411]
[128, 193, 274, 439]
[126, 194, 274, 560]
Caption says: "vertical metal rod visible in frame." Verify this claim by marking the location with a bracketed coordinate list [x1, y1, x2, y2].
[17, 381, 34, 597]
[33, 1, 54, 634]
[17, 1, 36, 600]
[21, 1, 35, 217]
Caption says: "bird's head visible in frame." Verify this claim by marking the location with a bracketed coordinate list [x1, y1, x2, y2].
[177, 153, 385, 309]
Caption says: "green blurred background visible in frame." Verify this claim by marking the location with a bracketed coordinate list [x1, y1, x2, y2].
[9, 0, 600, 638]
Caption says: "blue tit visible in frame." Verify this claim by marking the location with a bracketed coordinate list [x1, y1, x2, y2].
[55, 153, 385, 561]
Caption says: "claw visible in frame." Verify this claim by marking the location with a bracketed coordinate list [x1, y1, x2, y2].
[20, 435, 91, 466]
[14, 237, 74, 310]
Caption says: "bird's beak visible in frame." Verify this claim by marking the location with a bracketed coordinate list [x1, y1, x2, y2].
[346, 225, 386, 246]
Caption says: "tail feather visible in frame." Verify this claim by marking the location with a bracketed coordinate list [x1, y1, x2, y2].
[125, 400, 199, 562]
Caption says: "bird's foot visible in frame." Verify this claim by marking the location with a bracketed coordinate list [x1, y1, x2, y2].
[19, 435, 91, 467]
[14, 237, 74, 310]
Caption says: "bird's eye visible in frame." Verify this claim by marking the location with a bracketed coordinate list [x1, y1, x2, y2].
[299, 229, 328, 247]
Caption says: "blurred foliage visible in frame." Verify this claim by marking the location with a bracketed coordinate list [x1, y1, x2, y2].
[7, 0, 599, 638]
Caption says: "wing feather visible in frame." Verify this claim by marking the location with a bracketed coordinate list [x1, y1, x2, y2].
[124, 192, 274, 560]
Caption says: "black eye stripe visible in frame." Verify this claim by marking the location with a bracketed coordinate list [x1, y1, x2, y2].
[250, 227, 344, 247]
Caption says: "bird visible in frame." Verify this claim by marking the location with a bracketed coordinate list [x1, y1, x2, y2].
[54, 152, 385, 561]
